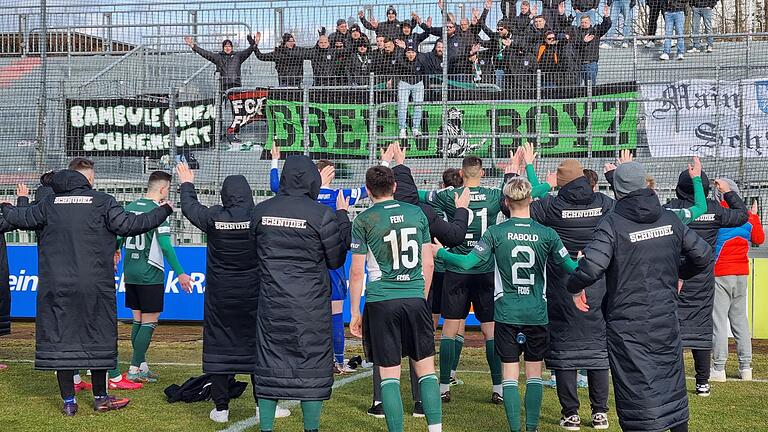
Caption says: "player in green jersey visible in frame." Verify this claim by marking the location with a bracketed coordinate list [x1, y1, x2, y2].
[110, 171, 192, 385]
[426, 156, 507, 404]
[436, 178, 579, 432]
[349, 165, 442, 432]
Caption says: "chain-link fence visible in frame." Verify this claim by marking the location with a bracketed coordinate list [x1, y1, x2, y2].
[1, 0, 767, 243]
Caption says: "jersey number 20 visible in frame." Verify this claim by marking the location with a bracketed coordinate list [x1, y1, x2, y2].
[125, 235, 146, 251]
[383, 228, 418, 270]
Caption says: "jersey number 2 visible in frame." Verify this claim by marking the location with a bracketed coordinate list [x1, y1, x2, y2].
[383, 228, 418, 270]
[511, 245, 535, 285]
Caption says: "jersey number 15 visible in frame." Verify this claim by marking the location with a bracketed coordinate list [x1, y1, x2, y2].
[383, 228, 418, 270]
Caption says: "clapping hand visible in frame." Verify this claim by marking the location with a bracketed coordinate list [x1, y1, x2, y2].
[176, 162, 195, 184]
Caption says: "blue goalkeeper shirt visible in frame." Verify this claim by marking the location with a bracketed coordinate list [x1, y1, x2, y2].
[269, 163, 367, 209]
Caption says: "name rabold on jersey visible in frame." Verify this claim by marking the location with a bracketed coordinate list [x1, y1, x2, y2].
[54, 196, 92, 204]
[262, 216, 307, 229]
[214, 221, 250, 230]
[629, 225, 673, 243]
[390, 215, 405, 224]
[694, 213, 715, 222]
[562, 208, 603, 218]
[507, 233, 539, 242]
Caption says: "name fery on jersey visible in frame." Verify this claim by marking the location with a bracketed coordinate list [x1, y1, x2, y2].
[390, 215, 404, 224]
[629, 225, 673, 243]
[214, 221, 250, 230]
[561, 208, 603, 219]
[507, 233, 539, 242]
[54, 196, 92, 204]
[262, 216, 307, 229]
[694, 213, 715, 222]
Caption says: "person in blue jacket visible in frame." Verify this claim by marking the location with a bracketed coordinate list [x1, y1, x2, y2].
[270, 146, 367, 373]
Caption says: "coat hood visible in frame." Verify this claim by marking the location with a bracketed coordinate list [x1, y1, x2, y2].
[278, 155, 321, 199]
[221, 175, 255, 209]
[558, 176, 594, 204]
[614, 188, 662, 223]
[676, 169, 710, 201]
[51, 169, 92, 194]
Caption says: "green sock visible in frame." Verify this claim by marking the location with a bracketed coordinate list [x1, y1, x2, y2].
[452, 334, 464, 374]
[524, 377, 543, 431]
[486, 339, 503, 385]
[107, 367, 121, 379]
[381, 378, 403, 432]
[503, 379, 521, 432]
[418, 374, 442, 426]
[301, 400, 323, 430]
[131, 321, 141, 347]
[131, 322, 156, 368]
[439, 337, 454, 385]
[258, 398, 277, 431]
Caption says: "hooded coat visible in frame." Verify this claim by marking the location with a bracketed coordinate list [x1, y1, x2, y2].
[254, 45, 310, 88]
[531, 176, 614, 370]
[179, 176, 259, 374]
[250, 156, 351, 400]
[567, 188, 712, 432]
[1, 170, 172, 370]
[664, 171, 748, 349]
[192, 44, 255, 89]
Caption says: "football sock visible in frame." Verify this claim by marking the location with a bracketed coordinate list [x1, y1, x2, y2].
[419, 374, 442, 427]
[107, 368, 121, 379]
[439, 337, 454, 386]
[525, 377, 543, 431]
[451, 334, 464, 376]
[140, 362, 150, 373]
[332, 313, 345, 365]
[486, 339, 503, 386]
[502, 379, 521, 432]
[258, 398, 277, 431]
[131, 320, 141, 346]
[301, 400, 323, 430]
[381, 378, 403, 432]
[131, 322, 157, 369]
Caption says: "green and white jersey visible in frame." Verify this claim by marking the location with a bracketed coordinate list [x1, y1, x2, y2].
[428, 186, 503, 274]
[351, 199, 431, 303]
[473, 217, 569, 326]
[123, 198, 170, 285]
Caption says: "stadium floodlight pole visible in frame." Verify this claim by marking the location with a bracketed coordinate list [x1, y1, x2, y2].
[441, 0, 449, 169]
[189, 10, 197, 38]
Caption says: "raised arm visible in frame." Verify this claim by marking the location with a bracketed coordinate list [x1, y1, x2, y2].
[269, 146, 281, 193]
[1, 201, 46, 231]
[714, 180, 749, 228]
[179, 183, 213, 232]
[105, 196, 173, 237]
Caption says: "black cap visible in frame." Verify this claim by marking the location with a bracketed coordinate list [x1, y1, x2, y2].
[350, 23, 361, 32]
[387, 6, 397, 15]
[405, 44, 416, 52]
[401, 21, 412, 28]
[337, 18, 346, 27]
[222, 39, 233, 48]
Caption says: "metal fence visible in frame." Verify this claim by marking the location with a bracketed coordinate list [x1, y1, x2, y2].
[1, 0, 767, 244]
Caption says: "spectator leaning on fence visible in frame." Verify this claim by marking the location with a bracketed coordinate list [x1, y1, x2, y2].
[572, 6, 611, 87]
[660, 0, 689, 61]
[253, 32, 308, 88]
[711, 181, 764, 383]
[604, 0, 637, 48]
[184, 35, 255, 91]
[688, 0, 718, 53]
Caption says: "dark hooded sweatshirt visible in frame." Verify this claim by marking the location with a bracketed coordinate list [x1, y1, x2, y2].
[180, 175, 258, 374]
[393, 164, 469, 247]
[192, 44, 255, 89]
[530, 176, 614, 370]
[254, 45, 311, 87]
[567, 188, 712, 432]
[2, 170, 172, 370]
[250, 155, 351, 400]
[664, 170, 748, 349]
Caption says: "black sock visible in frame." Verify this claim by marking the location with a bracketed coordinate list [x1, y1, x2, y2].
[670, 422, 689, 432]
[91, 370, 108, 397]
[57, 370, 76, 401]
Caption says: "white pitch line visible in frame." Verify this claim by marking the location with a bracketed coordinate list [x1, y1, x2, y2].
[219, 369, 374, 432]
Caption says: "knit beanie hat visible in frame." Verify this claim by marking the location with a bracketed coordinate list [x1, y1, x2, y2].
[614, 162, 648, 199]
[556, 159, 584, 187]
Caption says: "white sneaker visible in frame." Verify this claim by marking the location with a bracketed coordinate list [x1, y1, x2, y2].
[739, 368, 753, 381]
[676, 54, 685, 61]
[412, 128, 421, 137]
[706, 45, 713, 53]
[275, 405, 292, 418]
[209, 408, 229, 423]
[644, 40, 655, 48]
[621, 42, 629, 48]
[599, 43, 612, 49]
[399, 129, 407, 139]
[659, 53, 670, 61]
[710, 369, 726, 382]
[687, 47, 700, 53]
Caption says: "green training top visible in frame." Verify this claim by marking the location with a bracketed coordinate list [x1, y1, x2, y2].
[122, 198, 184, 285]
[351, 199, 431, 303]
[439, 217, 576, 326]
[427, 185, 502, 274]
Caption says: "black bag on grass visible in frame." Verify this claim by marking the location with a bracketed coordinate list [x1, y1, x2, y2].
[164, 374, 247, 403]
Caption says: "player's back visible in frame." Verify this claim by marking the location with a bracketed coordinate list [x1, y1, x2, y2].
[123, 198, 168, 284]
[351, 199, 430, 303]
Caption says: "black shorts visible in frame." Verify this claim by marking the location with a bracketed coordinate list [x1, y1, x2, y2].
[494, 322, 549, 363]
[441, 271, 495, 323]
[125, 283, 164, 313]
[363, 298, 436, 367]
[428, 271, 445, 315]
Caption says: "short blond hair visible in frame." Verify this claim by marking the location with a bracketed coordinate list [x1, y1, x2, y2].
[503, 178, 532, 201]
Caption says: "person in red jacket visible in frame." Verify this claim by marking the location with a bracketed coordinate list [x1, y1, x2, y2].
[712, 178, 764, 382]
